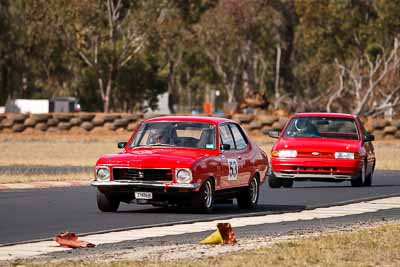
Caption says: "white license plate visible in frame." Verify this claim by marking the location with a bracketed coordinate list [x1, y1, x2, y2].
[135, 192, 153, 200]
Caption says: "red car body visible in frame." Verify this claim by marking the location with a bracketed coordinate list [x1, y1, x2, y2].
[268, 113, 376, 188]
[92, 116, 268, 213]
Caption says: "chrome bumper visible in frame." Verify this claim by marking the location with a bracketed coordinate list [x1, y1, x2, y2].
[91, 180, 201, 189]
[272, 172, 353, 180]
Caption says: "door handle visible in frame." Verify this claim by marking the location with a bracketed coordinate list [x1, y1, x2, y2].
[237, 156, 242, 160]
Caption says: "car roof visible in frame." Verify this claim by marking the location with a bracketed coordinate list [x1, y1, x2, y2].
[143, 116, 232, 125]
[294, 112, 357, 119]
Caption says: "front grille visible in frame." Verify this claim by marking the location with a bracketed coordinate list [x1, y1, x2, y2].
[297, 152, 334, 158]
[112, 168, 173, 182]
[282, 166, 337, 174]
[295, 167, 337, 172]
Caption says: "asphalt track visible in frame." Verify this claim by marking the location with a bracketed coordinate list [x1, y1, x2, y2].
[0, 170, 399, 245]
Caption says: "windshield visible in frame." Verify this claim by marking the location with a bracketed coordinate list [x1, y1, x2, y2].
[130, 121, 216, 149]
[283, 117, 359, 140]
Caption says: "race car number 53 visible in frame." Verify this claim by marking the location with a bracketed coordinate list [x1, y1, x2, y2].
[228, 159, 238, 180]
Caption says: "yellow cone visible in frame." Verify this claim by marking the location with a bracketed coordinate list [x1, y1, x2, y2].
[200, 229, 223, 245]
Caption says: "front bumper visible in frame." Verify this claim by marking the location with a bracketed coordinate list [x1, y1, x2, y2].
[269, 157, 362, 181]
[272, 171, 354, 180]
[91, 180, 200, 189]
[92, 180, 201, 204]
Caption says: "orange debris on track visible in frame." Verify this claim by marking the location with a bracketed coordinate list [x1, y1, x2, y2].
[55, 232, 95, 249]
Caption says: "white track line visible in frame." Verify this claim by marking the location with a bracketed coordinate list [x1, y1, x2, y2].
[1, 196, 400, 261]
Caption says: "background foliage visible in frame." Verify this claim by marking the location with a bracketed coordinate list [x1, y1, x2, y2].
[0, 0, 399, 115]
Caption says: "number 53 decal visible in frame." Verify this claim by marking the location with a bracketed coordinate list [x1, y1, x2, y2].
[228, 159, 238, 181]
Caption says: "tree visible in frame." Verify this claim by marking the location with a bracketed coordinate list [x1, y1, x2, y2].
[327, 38, 400, 116]
[196, 0, 281, 104]
[67, 0, 147, 112]
[293, 0, 376, 111]
[148, 0, 217, 113]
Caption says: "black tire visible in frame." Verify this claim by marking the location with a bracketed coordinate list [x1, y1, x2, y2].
[268, 175, 282, 188]
[97, 190, 120, 212]
[237, 176, 259, 209]
[364, 162, 375, 187]
[351, 162, 366, 187]
[282, 179, 294, 188]
[192, 179, 214, 213]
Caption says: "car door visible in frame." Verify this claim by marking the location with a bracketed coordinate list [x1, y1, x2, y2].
[219, 124, 240, 188]
[228, 123, 252, 187]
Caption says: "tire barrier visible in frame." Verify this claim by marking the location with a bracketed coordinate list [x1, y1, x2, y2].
[0, 112, 399, 140]
[24, 118, 37, 127]
[12, 124, 25, 133]
[58, 122, 72, 130]
[47, 118, 59, 127]
[35, 122, 48, 131]
[69, 117, 81, 126]
[81, 122, 94, 131]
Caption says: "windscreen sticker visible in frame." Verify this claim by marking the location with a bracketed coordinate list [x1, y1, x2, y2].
[228, 159, 238, 181]
[206, 144, 214, 149]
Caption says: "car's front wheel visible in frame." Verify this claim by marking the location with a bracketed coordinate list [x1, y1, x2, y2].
[351, 162, 366, 187]
[282, 179, 294, 188]
[364, 162, 375, 187]
[192, 179, 214, 213]
[237, 176, 259, 209]
[97, 190, 120, 212]
[268, 175, 282, 188]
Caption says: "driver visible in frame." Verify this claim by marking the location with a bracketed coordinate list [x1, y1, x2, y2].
[294, 118, 320, 136]
[151, 129, 170, 144]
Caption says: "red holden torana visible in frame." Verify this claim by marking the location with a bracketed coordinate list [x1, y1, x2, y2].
[267, 113, 376, 188]
[92, 116, 269, 213]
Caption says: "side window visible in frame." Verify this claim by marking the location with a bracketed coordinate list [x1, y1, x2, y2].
[220, 125, 235, 149]
[229, 124, 248, 150]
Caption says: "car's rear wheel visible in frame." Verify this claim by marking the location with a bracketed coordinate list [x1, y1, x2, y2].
[97, 190, 120, 212]
[192, 179, 214, 213]
[351, 162, 366, 187]
[268, 175, 282, 188]
[237, 176, 259, 209]
[364, 162, 375, 187]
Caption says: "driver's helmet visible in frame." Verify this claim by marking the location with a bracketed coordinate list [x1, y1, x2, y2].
[155, 129, 169, 144]
[148, 129, 166, 144]
[294, 118, 311, 132]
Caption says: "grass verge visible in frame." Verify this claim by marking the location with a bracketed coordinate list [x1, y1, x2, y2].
[0, 172, 91, 184]
[22, 222, 400, 267]
[0, 141, 117, 166]
[0, 137, 398, 184]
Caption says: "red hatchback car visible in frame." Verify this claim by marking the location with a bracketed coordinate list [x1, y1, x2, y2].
[268, 113, 376, 188]
[92, 116, 269, 213]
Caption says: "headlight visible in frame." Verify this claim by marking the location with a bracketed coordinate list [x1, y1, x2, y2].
[335, 152, 354, 159]
[176, 169, 192, 183]
[272, 150, 297, 158]
[96, 167, 110, 181]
